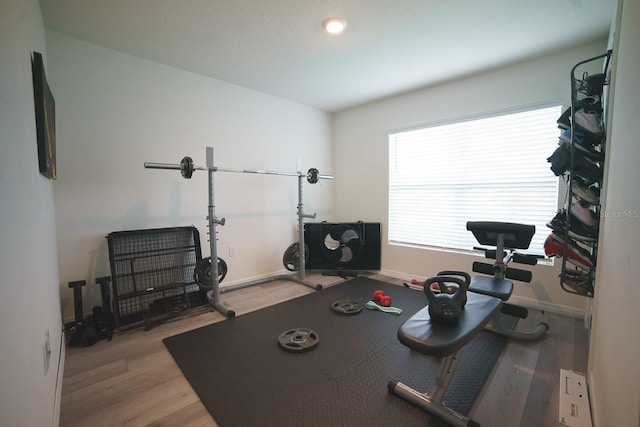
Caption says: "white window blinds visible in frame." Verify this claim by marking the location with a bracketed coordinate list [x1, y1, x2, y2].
[388, 105, 561, 256]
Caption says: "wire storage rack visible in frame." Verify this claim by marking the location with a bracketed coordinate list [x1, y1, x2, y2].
[107, 226, 206, 329]
[558, 50, 612, 297]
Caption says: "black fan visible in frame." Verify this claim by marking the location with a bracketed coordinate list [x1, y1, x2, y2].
[321, 224, 364, 266]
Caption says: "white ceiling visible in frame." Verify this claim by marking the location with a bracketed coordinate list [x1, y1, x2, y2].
[39, 0, 616, 112]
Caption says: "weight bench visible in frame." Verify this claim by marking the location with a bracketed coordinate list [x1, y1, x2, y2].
[388, 292, 502, 427]
[466, 221, 548, 341]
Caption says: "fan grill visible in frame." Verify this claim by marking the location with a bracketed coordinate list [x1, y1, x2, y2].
[322, 225, 363, 265]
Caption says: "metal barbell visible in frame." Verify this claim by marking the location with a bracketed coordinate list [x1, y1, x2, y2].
[144, 156, 332, 184]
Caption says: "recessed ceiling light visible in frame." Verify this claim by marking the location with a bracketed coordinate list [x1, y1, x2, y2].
[322, 17, 347, 34]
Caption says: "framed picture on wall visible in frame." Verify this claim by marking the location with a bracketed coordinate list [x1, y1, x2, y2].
[31, 51, 57, 180]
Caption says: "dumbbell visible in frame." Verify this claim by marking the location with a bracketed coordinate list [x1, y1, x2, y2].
[411, 278, 441, 293]
[373, 290, 392, 307]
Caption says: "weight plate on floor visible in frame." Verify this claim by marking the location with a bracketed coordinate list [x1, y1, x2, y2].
[278, 328, 319, 353]
[331, 299, 363, 315]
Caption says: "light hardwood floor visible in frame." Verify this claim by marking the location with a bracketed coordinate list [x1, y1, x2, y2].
[59, 273, 589, 427]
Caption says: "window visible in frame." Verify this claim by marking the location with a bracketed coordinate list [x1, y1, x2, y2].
[388, 105, 561, 256]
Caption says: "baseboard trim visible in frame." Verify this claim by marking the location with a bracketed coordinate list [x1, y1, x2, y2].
[508, 295, 585, 318]
[380, 268, 586, 318]
[52, 328, 65, 426]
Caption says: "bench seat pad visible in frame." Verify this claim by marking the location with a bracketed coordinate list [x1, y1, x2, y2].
[398, 293, 502, 358]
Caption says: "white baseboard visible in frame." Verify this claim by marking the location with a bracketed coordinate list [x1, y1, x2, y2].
[52, 329, 65, 426]
[380, 268, 586, 318]
[508, 294, 585, 318]
[379, 268, 424, 284]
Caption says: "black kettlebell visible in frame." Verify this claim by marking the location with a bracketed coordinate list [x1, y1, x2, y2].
[437, 270, 470, 309]
[424, 275, 467, 324]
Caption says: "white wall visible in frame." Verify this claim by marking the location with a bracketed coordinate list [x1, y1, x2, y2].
[589, 1, 640, 425]
[333, 40, 609, 316]
[46, 32, 334, 323]
[0, 0, 65, 425]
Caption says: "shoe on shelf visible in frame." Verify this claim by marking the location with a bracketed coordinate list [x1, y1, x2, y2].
[573, 109, 604, 135]
[557, 107, 571, 130]
[546, 143, 602, 185]
[547, 210, 598, 242]
[575, 95, 602, 113]
[575, 72, 605, 98]
[547, 143, 570, 176]
[558, 99, 603, 130]
[562, 270, 593, 296]
[559, 127, 602, 149]
[559, 129, 603, 160]
[571, 150, 602, 185]
[571, 178, 600, 205]
[544, 232, 595, 269]
[570, 196, 599, 227]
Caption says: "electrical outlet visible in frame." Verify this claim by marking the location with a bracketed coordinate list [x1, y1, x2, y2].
[559, 369, 592, 427]
[43, 329, 51, 376]
[229, 245, 237, 257]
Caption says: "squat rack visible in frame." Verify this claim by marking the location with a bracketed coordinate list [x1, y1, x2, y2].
[144, 146, 333, 318]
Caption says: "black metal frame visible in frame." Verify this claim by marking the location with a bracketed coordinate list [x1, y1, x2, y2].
[106, 226, 206, 329]
[561, 50, 613, 297]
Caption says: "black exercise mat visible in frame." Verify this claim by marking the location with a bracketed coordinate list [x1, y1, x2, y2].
[164, 277, 515, 426]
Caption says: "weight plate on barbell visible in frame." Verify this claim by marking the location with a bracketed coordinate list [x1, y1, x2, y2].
[331, 299, 363, 315]
[306, 168, 319, 184]
[181, 156, 195, 179]
[277, 328, 319, 353]
[193, 256, 227, 289]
